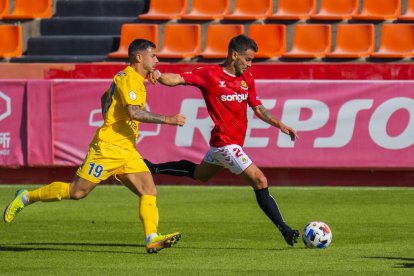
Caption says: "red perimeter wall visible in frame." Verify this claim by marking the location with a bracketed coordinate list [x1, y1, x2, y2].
[0, 62, 412, 186]
[0, 62, 413, 80]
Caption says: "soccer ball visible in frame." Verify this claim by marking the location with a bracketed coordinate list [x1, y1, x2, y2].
[302, 221, 332, 249]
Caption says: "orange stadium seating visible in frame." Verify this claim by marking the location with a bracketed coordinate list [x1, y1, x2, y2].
[1, 0, 413, 62]
[157, 24, 201, 58]
[326, 24, 374, 58]
[2, 0, 52, 19]
[200, 24, 244, 59]
[223, 0, 272, 20]
[268, 0, 316, 20]
[371, 24, 414, 58]
[248, 24, 286, 58]
[0, 0, 9, 18]
[352, 0, 401, 21]
[398, 0, 414, 21]
[310, 0, 358, 21]
[108, 24, 159, 59]
[282, 24, 331, 58]
[138, 0, 187, 20]
[182, 0, 230, 20]
[0, 25, 22, 58]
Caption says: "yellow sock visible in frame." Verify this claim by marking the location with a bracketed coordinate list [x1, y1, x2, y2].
[139, 195, 159, 237]
[28, 181, 71, 203]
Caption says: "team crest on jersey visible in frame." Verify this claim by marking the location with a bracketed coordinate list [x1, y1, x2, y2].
[129, 91, 137, 101]
[240, 80, 248, 90]
[241, 157, 248, 164]
[219, 81, 226, 87]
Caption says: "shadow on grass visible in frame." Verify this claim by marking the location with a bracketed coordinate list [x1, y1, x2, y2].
[23, 242, 144, 247]
[0, 243, 145, 255]
[0, 242, 302, 253]
[366, 257, 414, 269]
[177, 246, 302, 251]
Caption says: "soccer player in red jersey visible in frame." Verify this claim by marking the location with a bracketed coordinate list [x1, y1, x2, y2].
[145, 35, 300, 246]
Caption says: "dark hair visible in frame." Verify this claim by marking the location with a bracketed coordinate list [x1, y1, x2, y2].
[228, 34, 258, 53]
[128, 39, 156, 62]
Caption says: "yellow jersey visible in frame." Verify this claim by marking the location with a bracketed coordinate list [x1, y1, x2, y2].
[94, 66, 146, 149]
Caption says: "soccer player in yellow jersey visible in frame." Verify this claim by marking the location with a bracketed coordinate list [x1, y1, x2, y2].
[3, 39, 186, 254]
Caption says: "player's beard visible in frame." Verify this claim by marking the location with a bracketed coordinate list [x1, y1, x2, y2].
[234, 60, 247, 76]
[235, 65, 246, 76]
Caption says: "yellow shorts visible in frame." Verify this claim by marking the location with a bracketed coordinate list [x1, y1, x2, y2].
[76, 140, 150, 184]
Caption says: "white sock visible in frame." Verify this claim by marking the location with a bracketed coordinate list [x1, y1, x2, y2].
[146, 233, 158, 244]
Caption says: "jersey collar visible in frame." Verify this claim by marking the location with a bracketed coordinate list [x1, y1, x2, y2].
[222, 68, 236, 77]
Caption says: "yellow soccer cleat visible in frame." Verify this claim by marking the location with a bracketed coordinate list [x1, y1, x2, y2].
[3, 189, 28, 223]
[146, 232, 181, 254]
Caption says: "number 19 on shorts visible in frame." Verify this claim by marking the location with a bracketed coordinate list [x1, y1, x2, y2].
[88, 162, 104, 178]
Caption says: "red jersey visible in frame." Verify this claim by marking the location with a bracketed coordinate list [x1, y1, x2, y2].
[180, 65, 262, 147]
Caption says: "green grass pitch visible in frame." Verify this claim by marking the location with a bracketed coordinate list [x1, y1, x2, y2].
[0, 185, 413, 275]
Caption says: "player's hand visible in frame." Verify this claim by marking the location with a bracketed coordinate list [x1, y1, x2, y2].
[279, 122, 298, 141]
[148, 70, 162, 84]
[166, 114, 186, 126]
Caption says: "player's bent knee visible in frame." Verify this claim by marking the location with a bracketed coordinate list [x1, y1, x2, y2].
[139, 186, 157, 196]
[253, 175, 268, 190]
[70, 189, 89, 200]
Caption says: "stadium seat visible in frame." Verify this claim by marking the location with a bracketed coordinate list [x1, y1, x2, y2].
[157, 24, 201, 58]
[352, 0, 401, 21]
[0, 0, 9, 18]
[0, 25, 22, 58]
[398, 0, 414, 21]
[248, 24, 286, 58]
[108, 24, 159, 59]
[223, 0, 272, 20]
[2, 0, 52, 19]
[182, 0, 230, 20]
[138, 0, 187, 20]
[326, 24, 374, 58]
[200, 24, 244, 59]
[268, 0, 316, 20]
[310, 0, 358, 20]
[282, 24, 331, 58]
[370, 24, 414, 58]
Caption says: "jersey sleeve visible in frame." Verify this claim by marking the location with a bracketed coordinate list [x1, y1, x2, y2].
[117, 75, 145, 108]
[247, 76, 262, 108]
[180, 66, 209, 88]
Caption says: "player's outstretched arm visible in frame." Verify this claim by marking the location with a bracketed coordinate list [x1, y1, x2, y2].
[253, 105, 298, 141]
[153, 71, 186, 87]
[127, 105, 186, 126]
